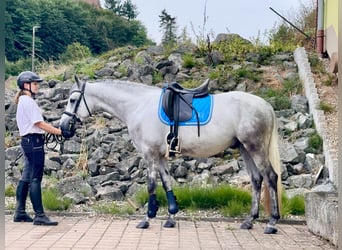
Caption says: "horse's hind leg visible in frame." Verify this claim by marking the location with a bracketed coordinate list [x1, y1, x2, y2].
[239, 143, 280, 234]
[239, 144, 263, 230]
[263, 167, 280, 234]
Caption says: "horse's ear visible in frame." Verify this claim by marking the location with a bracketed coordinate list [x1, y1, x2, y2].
[74, 75, 81, 88]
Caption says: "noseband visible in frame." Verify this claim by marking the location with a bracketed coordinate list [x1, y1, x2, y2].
[63, 81, 92, 121]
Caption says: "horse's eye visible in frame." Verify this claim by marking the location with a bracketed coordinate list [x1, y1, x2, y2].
[70, 98, 76, 104]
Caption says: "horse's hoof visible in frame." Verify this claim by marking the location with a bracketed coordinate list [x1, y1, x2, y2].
[264, 225, 278, 234]
[136, 221, 150, 229]
[240, 221, 253, 230]
[163, 219, 176, 228]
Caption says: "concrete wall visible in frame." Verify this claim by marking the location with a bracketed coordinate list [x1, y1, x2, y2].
[294, 47, 338, 186]
[295, 47, 338, 246]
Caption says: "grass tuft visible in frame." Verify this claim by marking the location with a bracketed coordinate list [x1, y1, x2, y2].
[134, 184, 306, 218]
[42, 188, 72, 211]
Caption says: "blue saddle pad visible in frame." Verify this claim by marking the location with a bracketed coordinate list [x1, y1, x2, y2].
[158, 91, 214, 126]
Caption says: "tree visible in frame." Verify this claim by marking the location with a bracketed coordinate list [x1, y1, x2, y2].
[104, 0, 121, 13]
[159, 9, 177, 47]
[104, 0, 138, 20]
[120, 0, 138, 20]
[5, 0, 149, 63]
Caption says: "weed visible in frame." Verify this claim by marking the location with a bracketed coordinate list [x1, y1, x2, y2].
[282, 77, 302, 96]
[5, 185, 16, 197]
[6, 203, 16, 210]
[152, 71, 163, 84]
[308, 54, 325, 74]
[75, 138, 89, 172]
[117, 64, 128, 77]
[94, 201, 135, 215]
[181, 79, 201, 89]
[232, 67, 262, 83]
[42, 188, 72, 211]
[5, 131, 17, 148]
[318, 101, 335, 113]
[281, 193, 305, 217]
[220, 200, 250, 217]
[182, 54, 196, 69]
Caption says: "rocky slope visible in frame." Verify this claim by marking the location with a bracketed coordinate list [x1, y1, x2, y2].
[4, 36, 333, 215]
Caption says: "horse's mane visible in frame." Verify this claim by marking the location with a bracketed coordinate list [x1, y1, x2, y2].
[90, 79, 161, 91]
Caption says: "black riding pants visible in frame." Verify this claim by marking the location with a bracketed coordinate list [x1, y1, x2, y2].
[20, 134, 45, 183]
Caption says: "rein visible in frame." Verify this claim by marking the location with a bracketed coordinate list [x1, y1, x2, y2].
[14, 133, 66, 164]
[45, 133, 65, 151]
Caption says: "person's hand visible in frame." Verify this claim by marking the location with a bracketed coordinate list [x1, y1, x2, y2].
[61, 126, 75, 139]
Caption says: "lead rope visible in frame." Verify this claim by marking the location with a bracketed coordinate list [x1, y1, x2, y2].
[45, 133, 66, 153]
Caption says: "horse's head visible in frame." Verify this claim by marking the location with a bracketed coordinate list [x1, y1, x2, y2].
[59, 76, 92, 139]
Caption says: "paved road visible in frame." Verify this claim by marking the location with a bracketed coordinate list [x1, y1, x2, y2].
[5, 214, 335, 250]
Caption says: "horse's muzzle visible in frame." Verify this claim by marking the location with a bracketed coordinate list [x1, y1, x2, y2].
[60, 113, 80, 139]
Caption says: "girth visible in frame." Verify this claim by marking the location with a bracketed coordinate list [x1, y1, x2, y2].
[161, 79, 210, 157]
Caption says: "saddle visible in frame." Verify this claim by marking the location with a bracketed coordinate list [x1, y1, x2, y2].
[161, 79, 210, 157]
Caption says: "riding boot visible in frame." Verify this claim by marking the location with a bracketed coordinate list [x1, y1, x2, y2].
[13, 180, 33, 222]
[166, 190, 179, 214]
[29, 178, 58, 226]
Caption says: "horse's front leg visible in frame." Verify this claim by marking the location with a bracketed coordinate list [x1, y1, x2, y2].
[159, 159, 179, 228]
[136, 160, 159, 229]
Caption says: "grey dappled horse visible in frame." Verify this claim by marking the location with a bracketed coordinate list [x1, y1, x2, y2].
[59, 77, 282, 234]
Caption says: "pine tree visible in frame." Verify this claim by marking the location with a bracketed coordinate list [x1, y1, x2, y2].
[159, 9, 177, 46]
[104, 0, 138, 20]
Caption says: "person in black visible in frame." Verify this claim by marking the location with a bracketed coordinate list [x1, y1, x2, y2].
[14, 71, 62, 226]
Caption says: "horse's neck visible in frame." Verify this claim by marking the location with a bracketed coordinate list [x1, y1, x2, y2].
[88, 81, 158, 122]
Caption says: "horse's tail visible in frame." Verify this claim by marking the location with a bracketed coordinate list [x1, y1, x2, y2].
[264, 111, 282, 216]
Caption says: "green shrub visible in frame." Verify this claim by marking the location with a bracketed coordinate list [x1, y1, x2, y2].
[59, 42, 92, 63]
[307, 133, 323, 153]
[5, 58, 32, 79]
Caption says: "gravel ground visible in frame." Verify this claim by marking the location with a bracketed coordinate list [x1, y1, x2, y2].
[315, 58, 338, 157]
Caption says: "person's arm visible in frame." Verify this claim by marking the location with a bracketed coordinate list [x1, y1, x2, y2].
[35, 121, 62, 135]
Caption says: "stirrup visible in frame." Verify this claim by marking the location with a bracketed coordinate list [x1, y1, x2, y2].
[165, 133, 181, 157]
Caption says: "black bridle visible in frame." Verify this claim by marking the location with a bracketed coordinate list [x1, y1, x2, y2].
[63, 81, 92, 122]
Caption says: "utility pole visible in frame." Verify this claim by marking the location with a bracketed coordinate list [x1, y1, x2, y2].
[32, 25, 40, 72]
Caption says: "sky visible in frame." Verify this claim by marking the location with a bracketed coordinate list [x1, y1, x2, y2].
[125, 0, 312, 44]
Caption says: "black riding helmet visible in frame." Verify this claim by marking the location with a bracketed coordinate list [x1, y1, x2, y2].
[17, 71, 43, 90]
